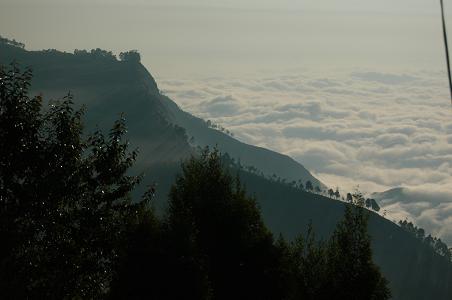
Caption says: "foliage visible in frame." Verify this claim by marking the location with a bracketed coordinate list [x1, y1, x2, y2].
[90, 48, 117, 61]
[205, 119, 234, 137]
[305, 180, 314, 192]
[399, 220, 452, 262]
[0, 35, 25, 49]
[365, 198, 380, 212]
[74, 48, 117, 61]
[287, 223, 329, 299]
[0, 64, 150, 298]
[282, 192, 391, 300]
[325, 194, 391, 300]
[119, 50, 141, 63]
[166, 148, 286, 299]
[109, 204, 213, 300]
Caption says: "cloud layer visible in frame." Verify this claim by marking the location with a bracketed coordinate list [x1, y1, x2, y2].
[158, 68, 452, 243]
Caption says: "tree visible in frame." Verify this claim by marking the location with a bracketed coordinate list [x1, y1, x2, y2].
[0, 64, 150, 298]
[334, 187, 341, 200]
[119, 50, 141, 63]
[0, 35, 25, 48]
[328, 188, 334, 198]
[297, 179, 303, 188]
[305, 180, 313, 192]
[167, 148, 286, 300]
[90, 48, 117, 61]
[416, 227, 425, 240]
[425, 235, 435, 247]
[109, 198, 213, 300]
[370, 198, 380, 211]
[74, 49, 89, 56]
[325, 197, 391, 300]
[289, 223, 328, 299]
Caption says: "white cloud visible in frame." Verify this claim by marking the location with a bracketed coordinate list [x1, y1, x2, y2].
[351, 72, 418, 85]
[201, 95, 241, 117]
[157, 68, 452, 243]
[373, 187, 452, 243]
[375, 133, 409, 147]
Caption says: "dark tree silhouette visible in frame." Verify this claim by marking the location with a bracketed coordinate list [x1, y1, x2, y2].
[166, 148, 287, 300]
[119, 50, 141, 63]
[305, 180, 314, 192]
[0, 35, 25, 48]
[325, 193, 391, 300]
[289, 223, 329, 299]
[328, 188, 334, 198]
[90, 48, 117, 61]
[399, 220, 452, 263]
[0, 64, 150, 298]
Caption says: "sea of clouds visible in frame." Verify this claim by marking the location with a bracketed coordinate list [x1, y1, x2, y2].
[158, 68, 452, 243]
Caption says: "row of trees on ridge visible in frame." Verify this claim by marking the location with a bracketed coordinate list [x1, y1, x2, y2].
[399, 220, 452, 262]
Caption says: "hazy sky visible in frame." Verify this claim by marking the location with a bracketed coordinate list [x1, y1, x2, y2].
[0, 0, 449, 76]
[2, 0, 452, 241]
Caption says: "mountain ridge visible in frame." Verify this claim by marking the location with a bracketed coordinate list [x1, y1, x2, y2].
[0, 41, 323, 189]
[1, 40, 452, 299]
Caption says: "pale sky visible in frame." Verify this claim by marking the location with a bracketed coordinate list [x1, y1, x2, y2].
[0, 0, 450, 77]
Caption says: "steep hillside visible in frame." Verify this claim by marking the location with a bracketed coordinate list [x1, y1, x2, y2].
[0, 43, 191, 166]
[144, 161, 452, 300]
[2, 41, 452, 299]
[159, 94, 322, 187]
[0, 42, 323, 188]
[240, 171, 452, 300]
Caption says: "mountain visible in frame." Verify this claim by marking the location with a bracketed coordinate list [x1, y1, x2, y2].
[0, 42, 323, 190]
[147, 163, 452, 300]
[158, 92, 323, 188]
[1, 40, 452, 299]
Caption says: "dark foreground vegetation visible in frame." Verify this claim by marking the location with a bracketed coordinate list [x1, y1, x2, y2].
[0, 65, 391, 299]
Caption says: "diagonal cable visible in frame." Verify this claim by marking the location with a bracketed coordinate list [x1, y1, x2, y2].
[440, 0, 452, 104]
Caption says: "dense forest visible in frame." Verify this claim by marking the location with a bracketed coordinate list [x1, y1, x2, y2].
[0, 64, 391, 299]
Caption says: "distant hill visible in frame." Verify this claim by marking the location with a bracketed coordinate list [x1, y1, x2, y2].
[372, 187, 405, 200]
[1, 40, 451, 299]
[371, 187, 447, 208]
